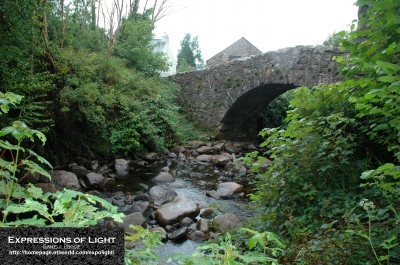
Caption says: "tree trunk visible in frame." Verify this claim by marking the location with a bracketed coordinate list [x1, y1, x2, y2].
[38, 0, 56, 71]
[60, 0, 65, 48]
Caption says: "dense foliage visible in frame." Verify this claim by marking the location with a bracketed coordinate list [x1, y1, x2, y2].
[242, 0, 400, 264]
[0, 0, 195, 161]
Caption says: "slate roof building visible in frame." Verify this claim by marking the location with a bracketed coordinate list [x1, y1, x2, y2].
[206, 37, 262, 67]
[150, 34, 177, 77]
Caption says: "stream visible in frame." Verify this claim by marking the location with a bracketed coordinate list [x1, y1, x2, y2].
[105, 147, 256, 264]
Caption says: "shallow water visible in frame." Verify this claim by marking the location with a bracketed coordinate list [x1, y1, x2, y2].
[111, 159, 252, 262]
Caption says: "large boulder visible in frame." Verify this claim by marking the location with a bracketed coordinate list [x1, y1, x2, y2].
[206, 190, 220, 200]
[188, 231, 207, 242]
[83, 172, 104, 188]
[196, 146, 217, 155]
[211, 155, 231, 167]
[151, 172, 175, 183]
[172, 146, 186, 154]
[212, 213, 246, 233]
[129, 201, 151, 214]
[213, 142, 225, 151]
[196, 154, 212, 163]
[169, 226, 188, 241]
[218, 182, 243, 193]
[246, 143, 257, 150]
[91, 160, 99, 170]
[168, 152, 177, 158]
[70, 165, 89, 178]
[114, 159, 129, 174]
[51, 171, 81, 191]
[109, 212, 146, 232]
[217, 182, 243, 199]
[181, 217, 194, 227]
[98, 177, 115, 191]
[148, 185, 178, 206]
[34, 183, 57, 193]
[187, 140, 205, 149]
[155, 196, 200, 226]
[19, 171, 51, 184]
[224, 143, 240, 154]
[196, 218, 210, 233]
[200, 208, 215, 218]
[143, 152, 158, 162]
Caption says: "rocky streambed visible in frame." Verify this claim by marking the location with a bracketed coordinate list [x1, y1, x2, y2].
[25, 140, 272, 262]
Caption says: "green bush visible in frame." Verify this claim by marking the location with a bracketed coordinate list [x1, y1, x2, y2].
[57, 49, 195, 156]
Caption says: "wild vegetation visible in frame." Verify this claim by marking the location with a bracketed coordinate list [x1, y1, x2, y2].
[0, 0, 196, 162]
[0, 91, 124, 227]
[240, 0, 399, 264]
[1, 0, 399, 264]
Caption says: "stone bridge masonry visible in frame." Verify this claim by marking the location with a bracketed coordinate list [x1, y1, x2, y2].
[169, 45, 346, 141]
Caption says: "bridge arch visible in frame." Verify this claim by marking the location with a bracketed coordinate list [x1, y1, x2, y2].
[169, 45, 345, 140]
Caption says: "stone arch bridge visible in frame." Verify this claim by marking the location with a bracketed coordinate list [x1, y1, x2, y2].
[169, 45, 345, 141]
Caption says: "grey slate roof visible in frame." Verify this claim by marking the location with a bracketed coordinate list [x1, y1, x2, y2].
[206, 37, 262, 66]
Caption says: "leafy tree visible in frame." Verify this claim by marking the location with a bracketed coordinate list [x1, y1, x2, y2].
[113, 15, 168, 76]
[177, 33, 204, 72]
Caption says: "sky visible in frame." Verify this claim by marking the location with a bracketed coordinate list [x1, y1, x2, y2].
[150, 0, 359, 62]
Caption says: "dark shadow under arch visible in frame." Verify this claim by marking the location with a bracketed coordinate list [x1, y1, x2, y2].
[217, 83, 297, 140]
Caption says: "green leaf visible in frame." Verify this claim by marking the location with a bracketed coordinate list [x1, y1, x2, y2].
[248, 234, 259, 250]
[380, 183, 394, 191]
[376, 61, 400, 74]
[374, 123, 388, 131]
[0, 159, 16, 174]
[0, 140, 24, 152]
[377, 163, 394, 172]
[21, 160, 51, 180]
[336, 30, 347, 37]
[2, 215, 47, 227]
[335, 56, 344, 63]
[27, 149, 53, 170]
[24, 184, 45, 199]
[364, 93, 377, 99]
[321, 220, 338, 229]
[378, 76, 397, 83]
[360, 170, 374, 179]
